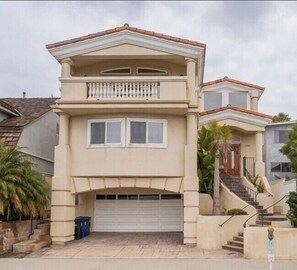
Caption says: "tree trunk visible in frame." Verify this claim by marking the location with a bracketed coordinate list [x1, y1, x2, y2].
[213, 150, 221, 215]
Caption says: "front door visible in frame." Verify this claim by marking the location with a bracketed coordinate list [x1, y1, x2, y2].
[225, 144, 240, 177]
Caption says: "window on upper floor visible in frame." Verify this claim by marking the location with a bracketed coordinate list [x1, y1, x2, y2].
[274, 130, 289, 144]
[100, 67, 131, 75]
[136, 67, 167, 76]
[88, 119, 124, 147]
[127, 118, 167, 147]
[204, 93, 222, 111]
[229, 93, 247, 109]
[271, 162, 291, 172]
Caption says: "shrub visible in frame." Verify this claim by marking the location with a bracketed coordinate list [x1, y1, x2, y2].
[286, 192, 297, 227]
[225, 208, 248, 215]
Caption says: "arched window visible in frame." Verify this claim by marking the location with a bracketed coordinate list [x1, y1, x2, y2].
[136, 67, 167, 75]
[100, 67, 131, 75]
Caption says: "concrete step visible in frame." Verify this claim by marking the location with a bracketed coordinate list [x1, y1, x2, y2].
[227, 240, 243, 248]
[222, 244, 243, 253]
[238, 232, 244, 237]
[256, 220, 272, 225]
[233, 236, 244, 242]
[13, 238, 51, 253]
[30, 234, 51, 241]
[261, 215, 288, 222]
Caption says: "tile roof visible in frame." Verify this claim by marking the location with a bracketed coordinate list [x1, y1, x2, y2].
[0, 98, 57, 146]
[46, 24, 206, 50]
[199, 106, 272, 119]
[202, 76, 265, 91]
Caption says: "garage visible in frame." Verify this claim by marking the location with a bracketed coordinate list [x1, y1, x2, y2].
[94, 194, 183, 232]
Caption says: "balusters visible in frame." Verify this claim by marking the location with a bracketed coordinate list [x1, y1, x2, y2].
[87, 81, 160, 99]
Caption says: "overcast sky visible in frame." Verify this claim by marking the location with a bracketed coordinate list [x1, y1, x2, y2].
[0, 1, 296, 119]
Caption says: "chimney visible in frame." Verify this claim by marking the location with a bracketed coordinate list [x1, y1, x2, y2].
[22, 91, 26, 98]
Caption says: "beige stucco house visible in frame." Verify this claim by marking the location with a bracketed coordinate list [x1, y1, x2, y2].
[47, 24, 205, 245]
[200, 76, 272, 179]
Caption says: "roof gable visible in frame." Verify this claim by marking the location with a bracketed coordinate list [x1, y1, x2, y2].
[203, 76, 265, 91]
[199, 106, 272, 130]
[46, 25, 206, 60]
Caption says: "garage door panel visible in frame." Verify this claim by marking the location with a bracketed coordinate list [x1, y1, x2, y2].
[94, 194, 183, 232]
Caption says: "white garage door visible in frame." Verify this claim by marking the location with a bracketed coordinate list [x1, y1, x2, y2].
[94, 194, 183, 232]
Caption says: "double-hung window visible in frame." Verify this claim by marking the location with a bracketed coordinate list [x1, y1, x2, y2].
[88, 119, 124, 147]
[127, 118, 167, 147]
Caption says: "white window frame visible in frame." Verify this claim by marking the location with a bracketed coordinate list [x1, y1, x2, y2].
[127, 118, 167, 148]
[87, 118, 125, 148]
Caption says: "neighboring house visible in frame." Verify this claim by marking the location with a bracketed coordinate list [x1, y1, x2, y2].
[47, 24, 205, 245]
[199, 76, 272, 178]
[264, 120, 297, 181]
[0, 98, 59, 176]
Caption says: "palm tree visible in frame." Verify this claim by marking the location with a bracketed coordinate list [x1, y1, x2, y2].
[272, 112, 291, 123]
[0, 140, 50, 221]
[207, 121, 231, 215]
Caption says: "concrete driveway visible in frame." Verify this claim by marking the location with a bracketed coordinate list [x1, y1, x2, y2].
[27, 232, 241, 259]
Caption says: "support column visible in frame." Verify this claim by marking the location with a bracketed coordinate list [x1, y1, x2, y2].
[61, 58, 73, 77]
[184, 112, 199, 244]
[186, 58, 197, 107]
[251, 90, 259, 112]
[50, 113, 75, 244]
[255, 131, 265, 177]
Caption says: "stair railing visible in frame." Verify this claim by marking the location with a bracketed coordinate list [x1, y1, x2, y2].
[243, 185, 258, 201]
[219, 204, 250, 227]
[243, 195, 289, 228]
[243, 156, 255, 178]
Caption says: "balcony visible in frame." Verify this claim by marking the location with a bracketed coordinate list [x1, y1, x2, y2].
[60, 76, 187, 102]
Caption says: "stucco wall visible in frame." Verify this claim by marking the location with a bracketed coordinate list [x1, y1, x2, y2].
[199, 193, 213, 215]
[270, 178, 297, 214]
[74, 58, 186, 77]
[18, 111, 59, 175]
[244, 227, 297, 259]
[69, 114, 186, 177]
[197, 215, 250, 249]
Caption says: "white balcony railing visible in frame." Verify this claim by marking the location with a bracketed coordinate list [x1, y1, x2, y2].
[88, 82, 160, 99]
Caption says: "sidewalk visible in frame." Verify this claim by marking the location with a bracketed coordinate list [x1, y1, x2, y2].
[0, 258, 297, 270]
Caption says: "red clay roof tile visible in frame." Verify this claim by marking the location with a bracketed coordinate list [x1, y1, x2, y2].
[46, 25, 206, 50]
[203, 76, 265, 91]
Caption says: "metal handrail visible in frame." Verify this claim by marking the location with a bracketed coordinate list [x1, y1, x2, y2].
[219, 204, 250, 227]
[243, 195, 289, 228]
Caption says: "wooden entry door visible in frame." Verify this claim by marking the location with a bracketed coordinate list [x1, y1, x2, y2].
[225, 144, 240, 177]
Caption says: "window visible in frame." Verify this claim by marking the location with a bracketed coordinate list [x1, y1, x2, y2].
[128, 119, 167, 147]
[88, 119, 124, 147]
[229, 93, 247, 109]
[274, 130, 289, 143]
[271, 162, 291, 172]
[204, 93, 222, 111]
[100, 67, 131, 75]
[136, 67, 167, 75]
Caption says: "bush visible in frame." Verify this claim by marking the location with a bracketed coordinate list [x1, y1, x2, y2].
[286, 192, 297, 227]
[225, 208, 248, 215]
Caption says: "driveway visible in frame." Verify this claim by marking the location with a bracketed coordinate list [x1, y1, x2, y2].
[27, 232, 241, 259]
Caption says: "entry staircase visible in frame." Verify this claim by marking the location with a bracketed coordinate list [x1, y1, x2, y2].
[13, 221, 51, 253]
[220, 175, 288, 254]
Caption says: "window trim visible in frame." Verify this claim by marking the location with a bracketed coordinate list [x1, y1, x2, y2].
[87, 118, 125, 148]
[127, 118, 167, 148]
